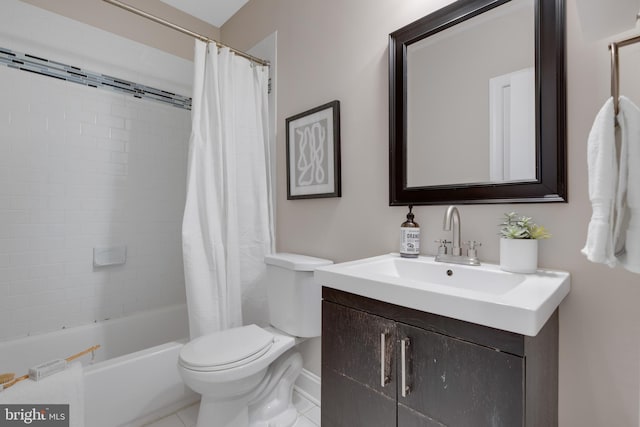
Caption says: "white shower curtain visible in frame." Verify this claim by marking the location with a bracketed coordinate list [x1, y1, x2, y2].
[182, 40, 274, 339]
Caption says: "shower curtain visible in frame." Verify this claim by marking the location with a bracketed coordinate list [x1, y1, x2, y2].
[182, 40, 274, 339]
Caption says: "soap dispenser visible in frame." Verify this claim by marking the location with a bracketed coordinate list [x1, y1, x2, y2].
[400, 205, 420, 258]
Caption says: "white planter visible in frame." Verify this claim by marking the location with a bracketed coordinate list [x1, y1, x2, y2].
[499, 238, 539, 274]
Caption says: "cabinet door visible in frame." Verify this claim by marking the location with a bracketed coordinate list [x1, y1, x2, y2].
[397, 323, 524, 427]
[322, 368, 397, 427]
[322, 301, 397, 427]
[398, 405, 446, 427]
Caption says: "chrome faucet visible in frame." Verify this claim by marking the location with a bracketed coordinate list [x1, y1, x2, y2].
[444, 206, 462, 256]
[434, 206, 481, 266]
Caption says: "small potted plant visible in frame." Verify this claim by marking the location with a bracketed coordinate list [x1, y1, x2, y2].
[499, 212, 551, 273]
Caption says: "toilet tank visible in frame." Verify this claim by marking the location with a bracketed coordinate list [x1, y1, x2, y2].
[264, 253, 333, 338]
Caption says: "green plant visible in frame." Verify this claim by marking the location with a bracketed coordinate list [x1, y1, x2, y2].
[499, 212, 551, 239]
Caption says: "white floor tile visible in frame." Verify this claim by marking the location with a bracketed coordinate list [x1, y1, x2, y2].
[146, 397, 321, 427]
[143, 414, 185, 427]
[176, 403, 199, 427]
[293, 415, 318, 427]
[293, 391, 315, 414]
[305, 406, 321, 426]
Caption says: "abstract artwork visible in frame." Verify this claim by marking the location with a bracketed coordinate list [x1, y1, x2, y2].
[286, 100, 341, 199]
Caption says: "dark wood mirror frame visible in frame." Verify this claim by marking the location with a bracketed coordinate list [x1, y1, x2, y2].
[389, 0, 566, 205]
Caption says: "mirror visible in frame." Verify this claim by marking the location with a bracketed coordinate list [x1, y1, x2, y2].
[389, 0, 566, 205]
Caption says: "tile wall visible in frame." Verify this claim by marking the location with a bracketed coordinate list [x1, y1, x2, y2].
[0, 64, 190, 340]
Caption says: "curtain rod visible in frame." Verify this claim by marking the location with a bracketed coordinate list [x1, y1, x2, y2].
[102, 0, 270, 67]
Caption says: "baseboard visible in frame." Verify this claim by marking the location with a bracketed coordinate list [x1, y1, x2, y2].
[294, 368, 321, 406]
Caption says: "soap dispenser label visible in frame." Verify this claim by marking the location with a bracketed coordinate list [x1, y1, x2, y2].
[400, 228, 420, 256]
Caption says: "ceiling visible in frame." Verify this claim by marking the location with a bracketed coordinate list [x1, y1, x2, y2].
[159, 0, 250, 27]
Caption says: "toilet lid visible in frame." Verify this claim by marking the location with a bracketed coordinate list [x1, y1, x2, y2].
[179, 324, 274, 372]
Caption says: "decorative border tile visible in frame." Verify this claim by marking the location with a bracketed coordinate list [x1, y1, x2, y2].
[0, 46, 192, 110]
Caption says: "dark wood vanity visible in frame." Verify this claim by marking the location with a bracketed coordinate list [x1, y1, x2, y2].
[321, 287, 558, 427]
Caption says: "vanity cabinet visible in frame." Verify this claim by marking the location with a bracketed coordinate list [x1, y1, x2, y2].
[321, 288, 558, 427]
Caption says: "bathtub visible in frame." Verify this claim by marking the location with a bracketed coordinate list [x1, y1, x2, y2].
[0, 304, 198, 427]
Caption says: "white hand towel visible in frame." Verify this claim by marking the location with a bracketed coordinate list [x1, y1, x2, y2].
[618, 96, 640, 273]
[0, 362, 84, 427]
[582, 97, 618, 267]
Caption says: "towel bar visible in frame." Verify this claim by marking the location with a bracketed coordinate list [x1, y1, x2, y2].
[609, 33, 640, 115]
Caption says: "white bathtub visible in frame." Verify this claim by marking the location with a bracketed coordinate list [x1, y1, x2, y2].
[0, 304, 198, 427]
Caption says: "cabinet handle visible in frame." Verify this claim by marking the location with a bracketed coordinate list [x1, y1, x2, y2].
[401, 337, 411, 397]
[380, 332, 391, 387]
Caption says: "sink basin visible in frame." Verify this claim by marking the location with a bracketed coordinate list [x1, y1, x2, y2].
[351, 256, 526, 295]
[314, 253, 570, 336]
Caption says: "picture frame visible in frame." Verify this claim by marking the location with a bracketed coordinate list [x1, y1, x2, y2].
[286, 100, 341, 200]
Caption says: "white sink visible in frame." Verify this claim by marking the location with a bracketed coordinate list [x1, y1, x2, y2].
[314, 253, 570, 336]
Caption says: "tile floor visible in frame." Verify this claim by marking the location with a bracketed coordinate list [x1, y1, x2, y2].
[144, 390, 320, 427]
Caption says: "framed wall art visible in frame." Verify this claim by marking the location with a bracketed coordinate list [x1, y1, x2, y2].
[286, 100, 341, 200]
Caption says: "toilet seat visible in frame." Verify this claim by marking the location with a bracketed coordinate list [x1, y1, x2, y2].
[179, 325, 274, 372]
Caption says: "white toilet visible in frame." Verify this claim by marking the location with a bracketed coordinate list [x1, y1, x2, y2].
[178, 253, 332, 427]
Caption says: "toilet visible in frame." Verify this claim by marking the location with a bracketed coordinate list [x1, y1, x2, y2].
[178, 253, 332, 427]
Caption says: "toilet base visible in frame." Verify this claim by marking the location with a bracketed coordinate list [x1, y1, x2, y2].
[189, 347, 303, 427]
[249, 407, 297, 427]
[196, 397, 249, 427]
[248, 349, 302, 427]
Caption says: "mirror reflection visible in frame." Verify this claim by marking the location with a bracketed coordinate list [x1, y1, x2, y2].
[406, 0, 535, 187]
